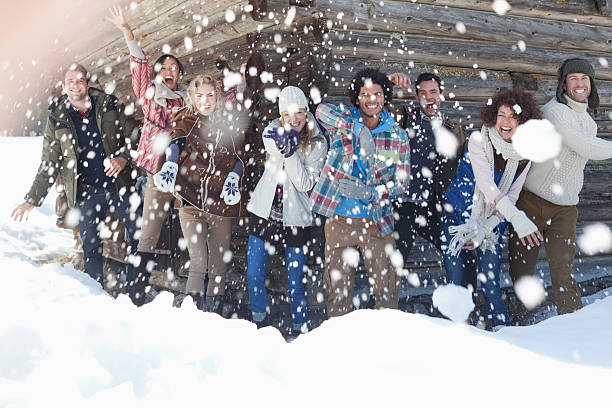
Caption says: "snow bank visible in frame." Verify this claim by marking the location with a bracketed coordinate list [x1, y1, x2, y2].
[2, 137, 612, 407]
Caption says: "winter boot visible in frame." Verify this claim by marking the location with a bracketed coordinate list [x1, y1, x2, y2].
[254, 314, 270, 329]
[190, 292, 205, 311]
[127, 251, 155, 306]
[205, 295, 224, 315]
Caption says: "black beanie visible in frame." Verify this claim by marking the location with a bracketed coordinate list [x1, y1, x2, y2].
[556, 58, 599, 110]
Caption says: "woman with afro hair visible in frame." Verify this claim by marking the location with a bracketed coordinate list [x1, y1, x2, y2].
[441, 88, 543, 330]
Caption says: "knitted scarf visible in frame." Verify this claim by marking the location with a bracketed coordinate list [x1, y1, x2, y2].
[154, 82, 187, 107]
[447, 126, 523, 256]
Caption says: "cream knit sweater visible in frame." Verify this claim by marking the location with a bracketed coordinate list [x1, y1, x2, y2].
[524, 96, 612, 206]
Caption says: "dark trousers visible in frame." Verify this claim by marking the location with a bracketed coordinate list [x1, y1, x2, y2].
[508, 190, 582, 315]
[395, 201, 478, 288]
[76, 185, 140, 284]
[395, 201, 442, 258]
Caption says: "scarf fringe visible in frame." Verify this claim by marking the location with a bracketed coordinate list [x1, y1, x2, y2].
[446, 126, 521, 257]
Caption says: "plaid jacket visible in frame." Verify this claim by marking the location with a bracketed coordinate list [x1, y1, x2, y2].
[130, 54, 184, 173]
[310, 103, 411, 236]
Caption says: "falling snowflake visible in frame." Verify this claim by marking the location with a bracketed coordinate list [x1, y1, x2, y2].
[492, 0, 511, 15]
[432, 284, 474, 322]
[512, 119, 562, 162]
[578, 223, 612, 255]
[514, 276, 546, 310]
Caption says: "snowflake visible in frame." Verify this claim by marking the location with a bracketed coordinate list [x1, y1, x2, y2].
[224, 180, 239, 197]
[160, 169, 175, 184]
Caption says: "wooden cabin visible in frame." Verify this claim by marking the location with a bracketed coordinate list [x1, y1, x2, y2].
[54, 0, 612, 328]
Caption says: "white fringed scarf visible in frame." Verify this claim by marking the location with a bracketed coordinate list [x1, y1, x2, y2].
[446, 126, 523, 256]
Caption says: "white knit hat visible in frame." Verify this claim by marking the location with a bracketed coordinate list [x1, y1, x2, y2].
[278, 86, 308, 114]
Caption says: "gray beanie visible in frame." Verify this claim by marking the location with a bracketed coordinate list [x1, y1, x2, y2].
[556, 58, 599, 110]
[278, 86, 309, 114]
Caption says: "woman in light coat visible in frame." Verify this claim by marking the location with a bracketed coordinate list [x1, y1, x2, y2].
[246, 86, 328, 334]
[442, 88, 543, 330]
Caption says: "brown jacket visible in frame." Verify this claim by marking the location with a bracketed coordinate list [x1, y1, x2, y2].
[171, 110, 247, 218]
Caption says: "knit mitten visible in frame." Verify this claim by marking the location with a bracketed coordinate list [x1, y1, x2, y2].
[153, 161, 178, 193]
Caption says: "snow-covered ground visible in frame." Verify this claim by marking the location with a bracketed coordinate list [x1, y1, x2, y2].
[2, 136, 612, 407]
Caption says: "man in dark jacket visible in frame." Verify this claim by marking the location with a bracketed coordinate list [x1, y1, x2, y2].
[12, 63, 141, 285]
[389, 73, 473, 278]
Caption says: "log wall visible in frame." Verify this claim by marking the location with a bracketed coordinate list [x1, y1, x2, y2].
[73, 0, 612, 317]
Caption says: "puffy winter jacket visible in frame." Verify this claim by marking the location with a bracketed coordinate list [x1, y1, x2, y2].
[25, 87, 140, 208]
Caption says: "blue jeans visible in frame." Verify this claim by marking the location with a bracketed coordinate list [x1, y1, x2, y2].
[76, 185, 140, 284]
[441, 218, 510, 327]
[246, 234, 308, 330]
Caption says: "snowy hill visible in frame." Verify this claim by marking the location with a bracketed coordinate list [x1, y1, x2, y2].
[2, 136, 612, 407]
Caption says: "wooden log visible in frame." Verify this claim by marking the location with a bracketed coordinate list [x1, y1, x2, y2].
[398, 0, 612, 28]
[326, 30, 612, 80]
[81, 0, 251, 63]
[315, 0, 612, 53]
[323, 58, 612, 107]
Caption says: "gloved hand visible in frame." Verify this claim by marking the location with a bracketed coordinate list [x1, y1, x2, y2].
[336, 175, 373, 200]
[471, 215, 501, 248]
[283, 129, 301, 158]
[496, 196, 537, 238]
[358, 126, 375, 159]
[263, 127, 288, 151]
[153, 161, 178, 193]
[220, 171, 241, 205]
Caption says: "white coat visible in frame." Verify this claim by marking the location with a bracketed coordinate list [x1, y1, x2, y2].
[247, 115, 328, 227]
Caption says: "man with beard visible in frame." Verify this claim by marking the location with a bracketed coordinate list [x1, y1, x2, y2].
[12, 64, 140, 285]
[509, 58, 612, 317]
[311, 68, 411, 317]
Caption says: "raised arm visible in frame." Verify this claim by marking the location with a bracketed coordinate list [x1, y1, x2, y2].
[545, 106, 612, 160]
[106, 5, 149, 99]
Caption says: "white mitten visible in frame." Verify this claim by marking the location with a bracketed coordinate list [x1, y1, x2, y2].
[496, 196, 537, 238]
[153, 161, 178, 193]
[220, 171, 241, 205]
[472, 215, 501, 248]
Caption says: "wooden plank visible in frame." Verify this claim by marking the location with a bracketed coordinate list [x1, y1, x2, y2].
[326, 30, 612, 80]
[315, 0, 612, 53]
[302, 58, 612, 107]
[80, 0, 248, 63]
[399, 0, 612, 28]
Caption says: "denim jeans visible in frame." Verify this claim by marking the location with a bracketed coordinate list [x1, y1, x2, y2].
[441, 218, 510, 327]
[76, 185, 140, 284]
[246, 234, 308, 330]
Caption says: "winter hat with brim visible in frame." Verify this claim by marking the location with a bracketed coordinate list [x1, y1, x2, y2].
[278, 86, 309, 114]
[556, 58, 599, 110]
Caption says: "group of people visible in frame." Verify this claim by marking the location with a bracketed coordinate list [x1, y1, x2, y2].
[11, 5, 612, 335]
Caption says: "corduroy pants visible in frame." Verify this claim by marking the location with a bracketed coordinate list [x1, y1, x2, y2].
[137, 173, 175, 253]
[179, 205, 232, 297]
[508, 190, 582, 315]
[324, 215, 399, 318]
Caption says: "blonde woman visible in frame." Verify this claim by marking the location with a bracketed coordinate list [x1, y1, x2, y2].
[153, 74, 247, 312]
[246, 86, 328, 334]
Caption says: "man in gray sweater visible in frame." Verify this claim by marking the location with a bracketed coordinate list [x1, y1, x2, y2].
[509, 58, 612, 315]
